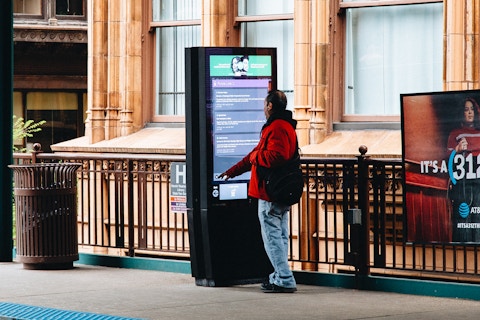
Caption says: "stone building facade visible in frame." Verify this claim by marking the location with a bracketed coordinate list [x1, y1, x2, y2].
[46, 0, 479, 158]
[13, 0, 87, 152]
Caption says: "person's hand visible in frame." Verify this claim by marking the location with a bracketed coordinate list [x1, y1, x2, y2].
[456, 137, 468, 152]
[218, 172, 231, 181]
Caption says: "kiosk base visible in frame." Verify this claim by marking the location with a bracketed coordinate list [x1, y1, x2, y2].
[189, 201, 273, 287]
[194, 276, 267, 288]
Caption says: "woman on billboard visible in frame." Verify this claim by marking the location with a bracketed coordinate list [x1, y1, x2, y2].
[447, 97, 480, 242]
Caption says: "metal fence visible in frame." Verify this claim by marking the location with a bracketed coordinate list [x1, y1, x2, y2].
[13, 151, 189, 259]
[290, 153, 480, 282]
[12, 149, 480, 283]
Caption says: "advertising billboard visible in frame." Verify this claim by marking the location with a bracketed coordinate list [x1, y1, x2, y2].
[402, 90, 480, 243]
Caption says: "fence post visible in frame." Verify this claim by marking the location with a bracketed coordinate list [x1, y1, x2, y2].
[127, 159, 135, 257]
[356, 145, 370, 277]
[31, 143, 42, 163]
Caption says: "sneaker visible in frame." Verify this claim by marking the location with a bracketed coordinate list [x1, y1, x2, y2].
[260, 278, 270, 291]
[261, 283, 297, 293]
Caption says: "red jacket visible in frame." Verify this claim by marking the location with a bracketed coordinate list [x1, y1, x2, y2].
[225, 112, 297, 201]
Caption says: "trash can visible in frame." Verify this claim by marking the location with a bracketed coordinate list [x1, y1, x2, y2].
[9, 163, 82, 270]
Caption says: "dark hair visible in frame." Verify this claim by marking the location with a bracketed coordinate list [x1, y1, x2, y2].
[265, 90, 287, 111]
[465, 97, 480, 111]
[461, 97, 480, 128]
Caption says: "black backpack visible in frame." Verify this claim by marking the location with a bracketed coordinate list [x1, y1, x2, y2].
[257, 140, 304, 206]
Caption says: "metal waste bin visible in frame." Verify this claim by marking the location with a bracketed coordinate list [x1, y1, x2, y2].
[9, 163, 82, 269]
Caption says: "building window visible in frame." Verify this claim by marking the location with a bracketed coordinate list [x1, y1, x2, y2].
[56, 0, 84, 16]
[238, 0, 294, 107]
[343, 1, 443, 119]
[13, 91, 85, 152]
[238, 0, 293, 15]
[155, 26, 200, 117]
[12, 92, 24, 148]
[13, 0, 42, 15]
[152, 0, 201, 118]
[14, 0, 86, 21]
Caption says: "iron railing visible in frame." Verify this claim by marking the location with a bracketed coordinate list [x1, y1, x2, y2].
[13, 151, 189, 259]
[11, 148, 480, 282]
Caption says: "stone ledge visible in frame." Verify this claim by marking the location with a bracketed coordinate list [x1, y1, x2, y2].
[51, 128, 401, 158]
[51, 127, 185, 154]
[300, 130, 402, 159]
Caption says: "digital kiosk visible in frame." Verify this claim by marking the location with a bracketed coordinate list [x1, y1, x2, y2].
[186, 47, 276, 286]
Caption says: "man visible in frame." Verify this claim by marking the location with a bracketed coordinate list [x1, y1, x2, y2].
[218, 90, 297, 293]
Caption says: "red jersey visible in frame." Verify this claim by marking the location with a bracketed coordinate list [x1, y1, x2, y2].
[447, 127, 480, 156]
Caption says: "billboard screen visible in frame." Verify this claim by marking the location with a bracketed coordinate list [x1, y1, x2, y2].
[402, 90, 480, 243]
[203, 49, 276, 204]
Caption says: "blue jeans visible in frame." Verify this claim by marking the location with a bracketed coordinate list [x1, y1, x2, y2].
[258, 199, 296, 289]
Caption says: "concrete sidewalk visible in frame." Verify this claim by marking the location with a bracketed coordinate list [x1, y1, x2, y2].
[1, 261, 480, 320]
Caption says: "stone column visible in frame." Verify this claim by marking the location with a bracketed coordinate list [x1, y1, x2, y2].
[121, 0, 142, 136]
[294, 0, 329, 146]
[85, 0, 107, 143]
[86, 0, 143, 143]
[202, 0, 239, 46]
[311, 0, 329, 145]
[105, 0, 123, 140]
[444, 0, 480, 90]
[294, 0, 311, 147]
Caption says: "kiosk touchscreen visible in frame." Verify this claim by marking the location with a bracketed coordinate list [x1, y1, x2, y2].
[211, 73, 272, 202]
[186, 47, 276, 286]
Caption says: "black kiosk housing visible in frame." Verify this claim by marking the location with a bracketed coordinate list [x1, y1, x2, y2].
[185, 47, 276, 286]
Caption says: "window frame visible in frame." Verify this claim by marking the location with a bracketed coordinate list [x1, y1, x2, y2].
[13, 89, 86, 151]
[54, 0, 87, 21]
[234, 13, 293, 26]
[13, 0, 87, 23]
[13, 0, 46, 20]
[332, 0, 443, 124]
[235, 9, 294, 110]
[339, 0, 441, 9]
[149, 1, 201, 123]
[148, 1, 294, 123]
